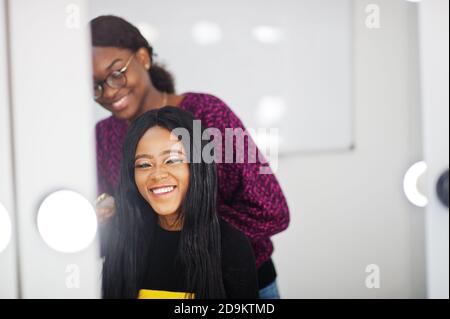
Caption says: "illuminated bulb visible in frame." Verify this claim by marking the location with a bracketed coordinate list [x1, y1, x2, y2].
[37, 190, 97, 253]
[257, 96, 286, 126]
[403, 161, 428, 207]
[192, 21, 222, 45]
[252, 26, 283, 44]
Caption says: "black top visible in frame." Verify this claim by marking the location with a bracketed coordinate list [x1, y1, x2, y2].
[258, 258, 277, 289]
[139, 218, 259, 299]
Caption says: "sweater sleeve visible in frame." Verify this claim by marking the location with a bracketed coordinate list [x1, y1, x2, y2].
[95, 116, 127, 196]
[200, 96, 290, 241]
[96, 116, 126, 258]
[95, 120, 108, 195]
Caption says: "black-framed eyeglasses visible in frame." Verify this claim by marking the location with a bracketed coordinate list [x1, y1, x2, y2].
[93, 54, 135, 100]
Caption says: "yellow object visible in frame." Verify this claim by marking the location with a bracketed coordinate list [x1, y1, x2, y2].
[138, 289, 195, 299]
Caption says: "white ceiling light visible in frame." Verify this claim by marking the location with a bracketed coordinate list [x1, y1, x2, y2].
[0, 202, 12, 253]
[37, 190, 97, 253]
[192, 21, 222, 45]
[257, 96, 287, 126]
[252, 26, 283, 44]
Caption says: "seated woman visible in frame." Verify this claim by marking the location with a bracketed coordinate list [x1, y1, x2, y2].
[102, 106, 259, 299]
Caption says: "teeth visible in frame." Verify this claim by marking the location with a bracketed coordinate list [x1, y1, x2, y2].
[112, 95, 128, 108]
[151, 186, 174, 194]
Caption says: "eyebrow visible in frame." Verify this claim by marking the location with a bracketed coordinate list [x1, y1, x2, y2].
[135, 149, 185, 161]
[105, 58, 122, 71]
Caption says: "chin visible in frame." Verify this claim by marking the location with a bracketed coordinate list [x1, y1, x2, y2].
[154, 209, 178, 217]
[114, 107, 139, 121]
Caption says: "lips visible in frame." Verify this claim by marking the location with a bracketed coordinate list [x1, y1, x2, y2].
[110, 93, 130, 112]
[149, 185, 177, 196]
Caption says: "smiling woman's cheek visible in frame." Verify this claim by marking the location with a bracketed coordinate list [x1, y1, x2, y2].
[172, 165, 190, 203]
[135, 170, 150, 201]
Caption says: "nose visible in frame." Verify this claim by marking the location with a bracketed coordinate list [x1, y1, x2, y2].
[149, 167, 169, 183]
[101, 85, 119, 101]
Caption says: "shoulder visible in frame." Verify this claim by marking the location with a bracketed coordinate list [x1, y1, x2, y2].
[181, 92, 228, 108]
[95, 115, 125, 131]
[180, 92, 244, 129]
[95, 115, 127, 137]
[219, 218, 253, 257]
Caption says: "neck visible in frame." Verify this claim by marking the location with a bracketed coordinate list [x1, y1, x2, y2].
[127, 88, 167, 124]
[141, 87, 186, 113]
[158, 214, 183, 231]
[142, 88, 167, 113]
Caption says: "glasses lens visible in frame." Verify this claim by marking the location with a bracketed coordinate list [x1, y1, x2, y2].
[106, 71, 126, 89]
[94, 84, 102, 100]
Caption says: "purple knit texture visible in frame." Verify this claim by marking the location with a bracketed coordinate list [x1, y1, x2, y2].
[96, 92, 290, 268]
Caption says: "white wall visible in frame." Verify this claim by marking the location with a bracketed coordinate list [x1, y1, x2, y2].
[273, 0, 426, 298]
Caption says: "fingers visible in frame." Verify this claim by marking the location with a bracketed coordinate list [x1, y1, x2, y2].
[97, 207, 114, 223]
[96, 195, 116, 223]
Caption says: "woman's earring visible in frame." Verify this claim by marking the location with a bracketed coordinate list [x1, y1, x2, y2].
[145, 63, 150, 70]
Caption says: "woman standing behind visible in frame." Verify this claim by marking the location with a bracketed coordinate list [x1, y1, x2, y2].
[91, 15, 289, 298]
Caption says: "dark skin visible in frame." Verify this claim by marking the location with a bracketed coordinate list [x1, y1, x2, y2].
[92, 46, 185, 220]
[92, 46, 184, 122]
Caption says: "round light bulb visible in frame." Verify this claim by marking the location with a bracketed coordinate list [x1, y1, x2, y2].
[403, 161, 428, 207]
[37, 190, 97, 253]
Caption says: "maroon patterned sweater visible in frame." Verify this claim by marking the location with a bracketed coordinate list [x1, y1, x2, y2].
[96, 92, 290, 268]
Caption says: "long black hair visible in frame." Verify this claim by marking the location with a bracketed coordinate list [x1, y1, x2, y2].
[90, 15, 175, 94]
[102, 106, 226, 299]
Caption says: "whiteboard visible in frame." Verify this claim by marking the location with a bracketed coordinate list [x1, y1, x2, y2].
[90, 0, 353, 154]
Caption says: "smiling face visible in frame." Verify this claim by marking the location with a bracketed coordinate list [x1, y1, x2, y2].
[92, 46, 152, 121]
[134, 126, 190, 228]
